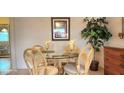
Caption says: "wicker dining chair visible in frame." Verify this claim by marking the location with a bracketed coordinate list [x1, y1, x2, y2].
[33, 45, 55, 66]
[64, 43, 94, 75]
[33, 45, 45, 52]
[24, 48, 35, 75]
[24, 45, 58, 75]
[32, 46, 58, 75]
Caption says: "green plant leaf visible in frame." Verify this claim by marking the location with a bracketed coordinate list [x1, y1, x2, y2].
[81, 17, 112, 51]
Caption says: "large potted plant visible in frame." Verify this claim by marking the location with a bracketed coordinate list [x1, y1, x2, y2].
[81, 17, 112, 71]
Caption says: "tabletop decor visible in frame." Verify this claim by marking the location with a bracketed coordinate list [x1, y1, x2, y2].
[51, 17, 70, 41]
[69, 40, 75, 51]
[44, 40, 51, 50]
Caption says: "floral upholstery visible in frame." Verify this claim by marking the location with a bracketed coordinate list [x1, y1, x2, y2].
[64, 64, 85, 75]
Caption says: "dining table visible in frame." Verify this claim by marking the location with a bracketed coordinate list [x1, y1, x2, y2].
[46, 53, 78, 74]
[42, 50, 55, 57]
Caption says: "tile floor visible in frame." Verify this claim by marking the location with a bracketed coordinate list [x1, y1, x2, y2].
[0, 58, 104, 75]
[7, 67, 104, 75]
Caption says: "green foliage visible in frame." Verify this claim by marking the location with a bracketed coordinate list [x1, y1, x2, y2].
[81, 17, 112, 51]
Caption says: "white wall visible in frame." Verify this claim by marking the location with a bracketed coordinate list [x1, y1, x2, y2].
[106, 17, 124, 48]
[11, 17, 124, 69]
[12, 17, 87, 69]
[96, 17, 124, 68]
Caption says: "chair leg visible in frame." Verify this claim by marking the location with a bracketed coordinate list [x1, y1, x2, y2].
[63, 71, 69, 75]
[63, 71, 66, 75]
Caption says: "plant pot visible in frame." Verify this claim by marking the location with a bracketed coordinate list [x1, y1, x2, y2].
[90, 60, 99, 71]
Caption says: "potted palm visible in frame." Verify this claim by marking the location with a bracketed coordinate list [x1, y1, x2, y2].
[81, 17, 112, 71]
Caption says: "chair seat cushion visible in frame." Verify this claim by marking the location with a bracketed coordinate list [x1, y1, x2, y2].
[38, 66, 58, 75]
[64, 64, 85, 75]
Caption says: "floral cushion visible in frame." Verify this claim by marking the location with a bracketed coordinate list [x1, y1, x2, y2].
[64, 63, 85, 75]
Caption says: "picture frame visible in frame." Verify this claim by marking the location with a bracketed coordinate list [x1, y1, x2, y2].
[51, 17, 70, 41]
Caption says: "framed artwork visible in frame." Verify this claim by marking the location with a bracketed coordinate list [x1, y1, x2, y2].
[51, 17, 70, 41]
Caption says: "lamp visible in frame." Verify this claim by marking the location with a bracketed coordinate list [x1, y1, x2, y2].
[69, 40, 75, 53]
[44, 40, 51, 50]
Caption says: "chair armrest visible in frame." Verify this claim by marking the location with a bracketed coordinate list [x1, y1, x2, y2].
[76, 64, 80, 74]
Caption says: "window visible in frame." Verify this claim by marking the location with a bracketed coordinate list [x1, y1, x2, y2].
[0, 31, 9, 41]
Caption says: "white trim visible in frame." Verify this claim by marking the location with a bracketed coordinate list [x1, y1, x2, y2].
[9, 18, 17, 69]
